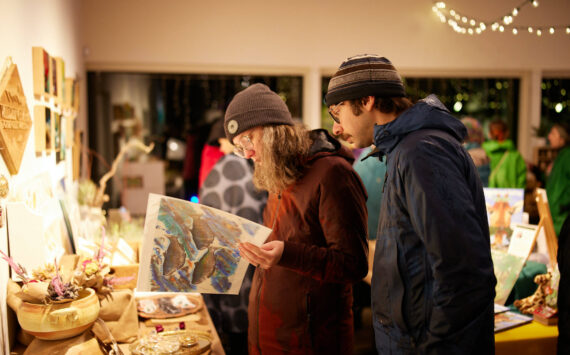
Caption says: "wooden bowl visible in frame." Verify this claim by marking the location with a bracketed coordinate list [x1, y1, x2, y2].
[17, 288, 100, 340]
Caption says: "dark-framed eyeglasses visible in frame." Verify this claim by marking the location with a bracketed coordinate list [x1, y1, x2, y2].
[328, 101, 344, 124]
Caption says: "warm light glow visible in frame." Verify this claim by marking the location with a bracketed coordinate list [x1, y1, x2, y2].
[567, 27, 570, 34]
[532, 0, 539, 8]
[499, 25, 505, 32]
[449, 9, 456, 16]
[528, 26, 534, 33]
[537, 29, 542, 36]
[468, 28, 474, 35]
[513, 28, 518, 35]
[549, 27, 555, 34]
[512, 8, 519, 16]
[436, 2, 446, 9]
[555, 103, 563, 113]
[470, 19, 476, 26]
[453, 101, 463, 112]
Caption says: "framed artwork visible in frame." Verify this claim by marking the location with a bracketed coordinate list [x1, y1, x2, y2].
[32, 47, 50, 98]
[484, 188, 525, 251]
[54, 112, 61, 162]
[138, 194, 271, 294]
[49, 56, 57, 98]
[55, 57, 65, 105]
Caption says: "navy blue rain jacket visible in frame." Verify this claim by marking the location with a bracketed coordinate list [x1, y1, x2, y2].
[371, 95, 497, 354]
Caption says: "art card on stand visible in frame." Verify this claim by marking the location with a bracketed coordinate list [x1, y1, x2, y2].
[508, 223, 539, 259]
[138, 194, 271, 294]
[484, 188, 524, 251]
[492, 250, 526, 305]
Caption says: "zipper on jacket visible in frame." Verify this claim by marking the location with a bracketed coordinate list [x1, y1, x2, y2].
[255, 269, 263, 354]
[306, 292, 313, 347]
[255, 193, 281, 354]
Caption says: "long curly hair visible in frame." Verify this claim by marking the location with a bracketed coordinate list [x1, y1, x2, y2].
[253, 123, 312, 193]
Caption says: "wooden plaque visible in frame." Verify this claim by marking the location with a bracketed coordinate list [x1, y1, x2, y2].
[0, 62, 32, 174]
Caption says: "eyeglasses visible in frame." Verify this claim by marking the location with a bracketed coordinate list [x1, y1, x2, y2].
[233, 134, 254, 158]
[328, 101, 344, 124]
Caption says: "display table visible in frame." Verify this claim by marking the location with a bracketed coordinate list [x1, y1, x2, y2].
[12, 294, 225, 355]
[495, 321, 558, 355]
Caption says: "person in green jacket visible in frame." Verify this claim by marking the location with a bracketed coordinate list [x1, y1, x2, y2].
[482, 119, 527, 188]
[546, 123, 570, 237]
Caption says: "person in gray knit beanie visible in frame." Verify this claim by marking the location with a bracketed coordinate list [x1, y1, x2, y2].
[224, 83, 294, 142]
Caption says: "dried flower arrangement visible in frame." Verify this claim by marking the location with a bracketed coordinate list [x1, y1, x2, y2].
[1, 227, 134, 304]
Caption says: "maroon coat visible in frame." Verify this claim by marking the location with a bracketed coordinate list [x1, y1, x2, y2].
[248, 130, 369, 354]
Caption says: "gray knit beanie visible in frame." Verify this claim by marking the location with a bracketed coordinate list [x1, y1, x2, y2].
[224, 83, 294, 142]
[325, 54, 406, 106]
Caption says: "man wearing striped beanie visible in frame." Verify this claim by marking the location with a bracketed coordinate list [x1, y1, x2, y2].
[326, 54, 496, 354]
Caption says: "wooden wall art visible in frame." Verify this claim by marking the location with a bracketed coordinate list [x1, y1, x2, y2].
[0, 59, 32, 175]
[32, 47, 50, 98]
[33, 106, 53, 154]
[55, 57, 65, 105]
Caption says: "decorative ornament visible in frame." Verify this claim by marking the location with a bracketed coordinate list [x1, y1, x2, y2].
[0, 174, 9, 198]
[0, 58, 32, 175]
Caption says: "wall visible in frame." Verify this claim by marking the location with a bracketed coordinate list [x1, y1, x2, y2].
[0, 0, 86, 351]
[80, 0, 570, 160]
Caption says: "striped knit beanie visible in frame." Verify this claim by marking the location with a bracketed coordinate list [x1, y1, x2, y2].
[325, 54, 406, 106]
[224, 83, 294, 142]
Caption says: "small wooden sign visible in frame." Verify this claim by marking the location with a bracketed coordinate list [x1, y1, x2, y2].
[0, 60, 32, 174]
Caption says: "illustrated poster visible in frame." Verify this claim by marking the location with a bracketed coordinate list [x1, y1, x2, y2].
[492, 250, 526, 305]
[484, 188, 524, 251]
[137, 194, 271, 294]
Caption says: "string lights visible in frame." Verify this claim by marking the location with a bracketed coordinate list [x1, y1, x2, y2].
[432, 1, 570, 36]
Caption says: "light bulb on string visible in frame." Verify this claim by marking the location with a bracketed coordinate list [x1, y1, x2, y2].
[532, 0, 539, 8]
[512, 8, 519, 16]
[549, 27, 555, 34]
[537, 29, 542, 36]
[566, 27, 570, 34]
[513, 28, 518, 35]
[528, 26, 533, 33]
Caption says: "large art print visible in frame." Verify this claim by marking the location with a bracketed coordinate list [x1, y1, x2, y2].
[484, 188, 524, 251]
[137, 194, 271, 294]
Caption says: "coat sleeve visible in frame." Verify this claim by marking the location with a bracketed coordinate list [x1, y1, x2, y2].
[278, 162, 369, 283]
[400, 139, 495, 347]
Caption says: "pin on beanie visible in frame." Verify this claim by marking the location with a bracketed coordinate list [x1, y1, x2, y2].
[325, 54, 406, 106]
[224, 83, 294, 142]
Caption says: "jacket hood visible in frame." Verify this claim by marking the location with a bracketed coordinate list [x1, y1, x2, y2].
[308, 129, 355, 165]
[373, 95, 467, 156]
[481, 139, 516, 154]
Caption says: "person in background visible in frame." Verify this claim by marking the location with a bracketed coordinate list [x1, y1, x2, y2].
[482, 119, 527, 188]
[326, 54, 496, 354]
[197, 118, 226, 190]
[546, 123, 570, 237]
[224, 83, 369, 354]
[461, 117, 491, 186]
[199, 119, 267, 355]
